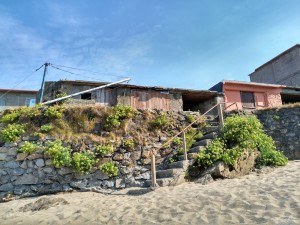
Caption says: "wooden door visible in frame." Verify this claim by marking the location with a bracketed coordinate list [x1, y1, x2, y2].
[240, 91, 255, 108]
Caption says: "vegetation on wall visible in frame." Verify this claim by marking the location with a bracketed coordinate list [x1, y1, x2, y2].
[195, 115, 288, 168]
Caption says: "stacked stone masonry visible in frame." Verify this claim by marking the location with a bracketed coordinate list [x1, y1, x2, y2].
[0, 111, 199, 200]
[255, 106, 300, 159]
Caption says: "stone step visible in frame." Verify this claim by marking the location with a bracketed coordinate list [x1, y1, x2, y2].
[187, 153, 197, 160]
[203, 126, 219, 134]
[144, 177, 176, 187]
[156, 168, 183, 179]
[189, 145, 206, 153]
[192, 139, 212, 148]
[196, 132, 218, 142]
[167, 160, 190, 170]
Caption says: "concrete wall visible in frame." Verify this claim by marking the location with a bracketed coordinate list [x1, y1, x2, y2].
[223, 83, 283, 111]
[255, 106, 300, 159]
[250, 46, 300, 86]
[169, 92, 183, 112]
[0, 92, 37, 111]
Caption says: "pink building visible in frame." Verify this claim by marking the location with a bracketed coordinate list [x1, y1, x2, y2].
[210, 80, 284, 111]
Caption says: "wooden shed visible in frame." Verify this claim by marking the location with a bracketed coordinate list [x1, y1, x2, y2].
[43, 80, 218, 112]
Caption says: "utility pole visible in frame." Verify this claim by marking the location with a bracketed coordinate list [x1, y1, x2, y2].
[39, 62, 50, 103]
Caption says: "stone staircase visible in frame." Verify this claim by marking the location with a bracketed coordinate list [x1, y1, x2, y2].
[144, 115, 220, 188]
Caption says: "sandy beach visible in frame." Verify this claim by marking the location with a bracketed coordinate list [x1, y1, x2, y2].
[0, 160, 299, 225]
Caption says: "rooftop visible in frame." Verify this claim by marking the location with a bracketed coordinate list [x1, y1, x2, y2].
[253, 44, 300, 73]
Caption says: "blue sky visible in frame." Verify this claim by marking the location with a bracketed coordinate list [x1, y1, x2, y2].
[0, 0, 300, 91]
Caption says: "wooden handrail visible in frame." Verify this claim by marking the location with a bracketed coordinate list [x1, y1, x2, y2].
[150, 102, 239, 188]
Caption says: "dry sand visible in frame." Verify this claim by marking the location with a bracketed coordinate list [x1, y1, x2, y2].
[1, 161, 299, 225]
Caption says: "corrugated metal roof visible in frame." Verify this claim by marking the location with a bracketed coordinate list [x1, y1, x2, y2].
[0, 89, 38, 93]
[53, 79, 218, 95]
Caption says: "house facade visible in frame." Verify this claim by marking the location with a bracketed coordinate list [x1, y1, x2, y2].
[210, 80, 284, 111]
[43, 80, 219, 113]
[249, 44, 300, 87]
[0, 89, 37, 111]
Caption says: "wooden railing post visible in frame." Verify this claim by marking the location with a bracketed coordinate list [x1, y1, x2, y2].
[151, 152, 157, 188]
[217, 104, 224, 128]
[182, 131, 188, 161]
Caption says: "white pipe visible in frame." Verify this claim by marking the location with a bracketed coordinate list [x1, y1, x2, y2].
[42, 78, 131, 105]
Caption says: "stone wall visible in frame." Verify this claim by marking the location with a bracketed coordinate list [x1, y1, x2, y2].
[255, 106, 300, 159]
[0, 111, 198, 200]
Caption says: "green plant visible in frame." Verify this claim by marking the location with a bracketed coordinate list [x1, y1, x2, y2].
[172, 137, 182, 146]
[44, 140, 72, 168]
[256, 149, 288, 167]
[100, 161, 118, 177]
[41, 124, 53, 133]
[0, 111, 20, 123]
[105, 105, 135, 129]
[195, 115, 288, 168]
[0, 124, 25, 143]
[18, 141, 39, 154]
[195, 138, 225, 168]
[273, 115, 280, 120]
[55, 91, 70, 105]
[44, 105, 65, 119]
[122, 138, 135, 150]
[72, 151, 96, 174]
[95, 144, 114, 155]
[186, 114, 195, 123]
[152, 112, 169, 128]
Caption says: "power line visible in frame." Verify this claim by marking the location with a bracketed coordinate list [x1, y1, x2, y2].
[50, 65, 105, 81]
[51, 63, 128, 79]
[0, 63, 45, 101]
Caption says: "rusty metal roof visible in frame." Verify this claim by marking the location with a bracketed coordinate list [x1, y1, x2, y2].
[53, 79, 218, 95]
[0, 89, 38, 93]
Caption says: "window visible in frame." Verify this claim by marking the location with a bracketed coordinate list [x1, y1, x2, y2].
[81, 93, 92, 100]
[240, 91, 255, 108]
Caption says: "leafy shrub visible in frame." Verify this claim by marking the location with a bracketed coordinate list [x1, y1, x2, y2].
[44, 105, 65, 119]
[0, 124, 25, 143]
[0, 111, 20, 123]
[186, 114, 195, 123]
[105, 105, 135, 129]
[195, 138, 225, 168]
[152, 112, 169, 128]
[41, 124, 53, 132]
[172, 137, 182, 146]
[18, 141, 39, 154]
[55, 91, 70, 105]
[195, 115, 288, 168]
[122, 138, 135, 150]
[44, 140, 72, 168]
[256, 149, 288, 167]
[18, 106, 41, 118]
[72, 151, 96, 174]
[95, 144, 114, 155]
[100, 161, 118, 177]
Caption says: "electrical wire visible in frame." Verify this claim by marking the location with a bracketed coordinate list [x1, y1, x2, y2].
[0, 63, 45, 101]
[51, 63, 128, 79]
[50, 65, 107, 82]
